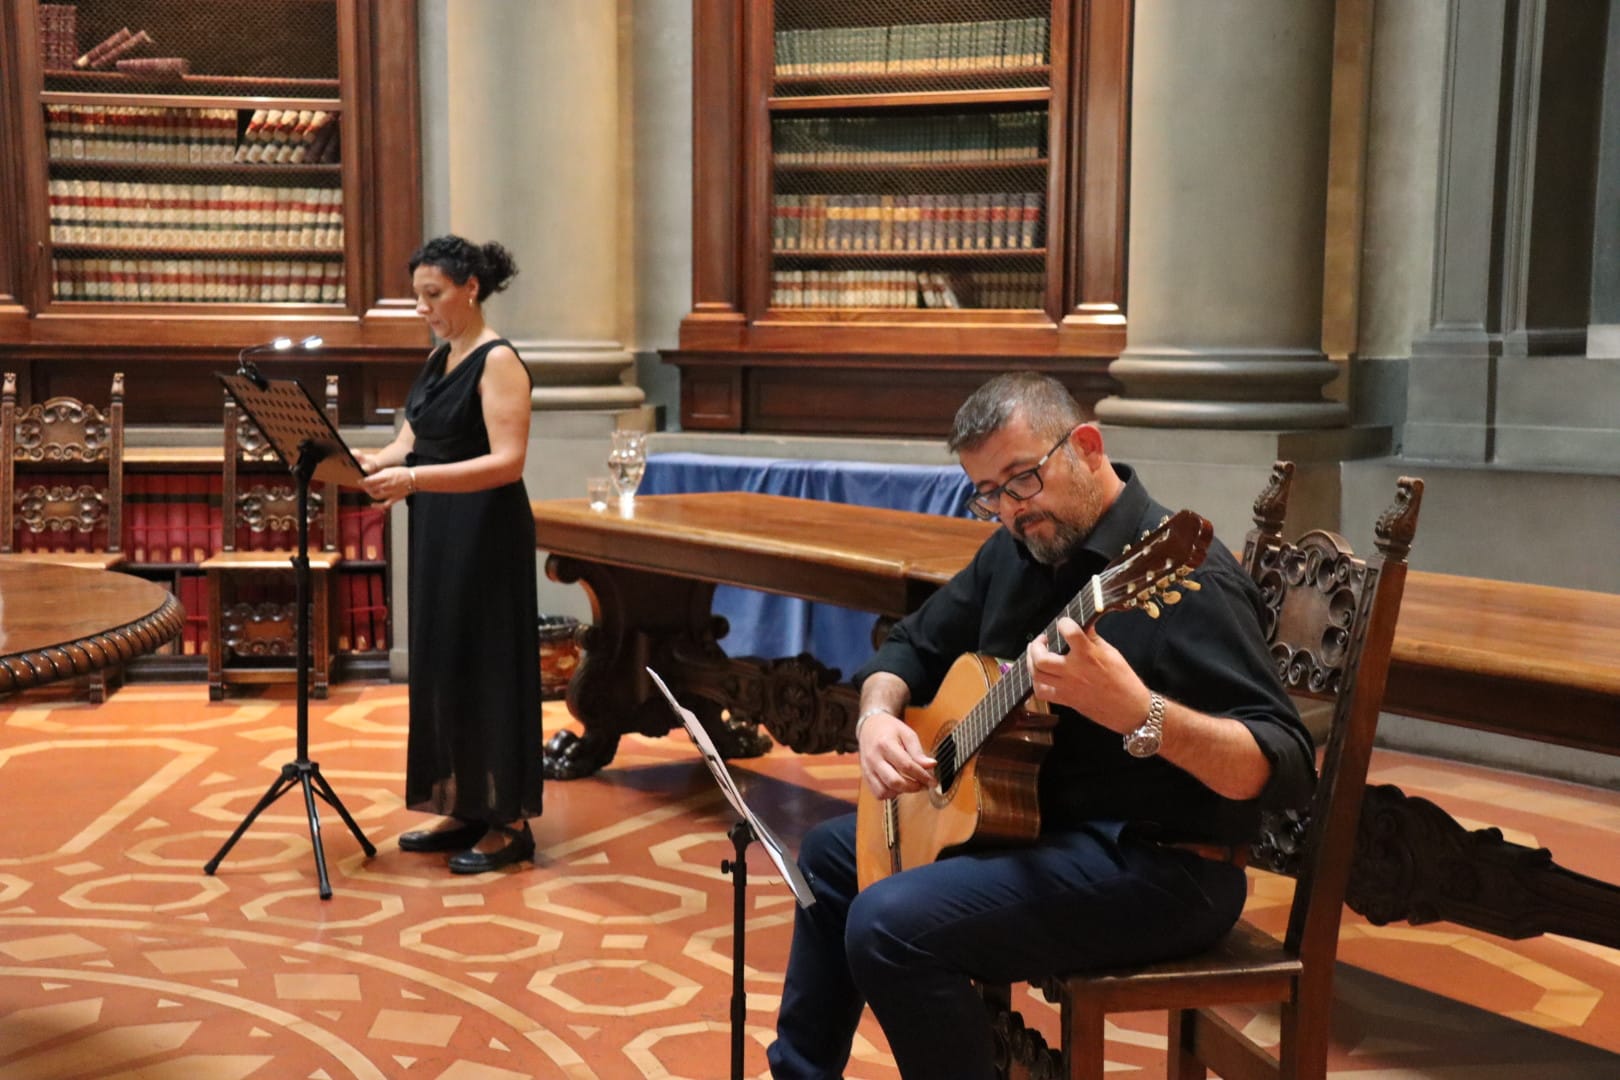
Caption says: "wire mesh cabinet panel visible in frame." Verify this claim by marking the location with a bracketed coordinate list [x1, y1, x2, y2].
[671, 0, 1130, 436]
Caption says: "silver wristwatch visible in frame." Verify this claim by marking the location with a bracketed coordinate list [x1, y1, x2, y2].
[1123, 693, 1166, 758]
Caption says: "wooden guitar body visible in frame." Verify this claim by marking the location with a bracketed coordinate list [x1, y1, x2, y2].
[856, 652, 1056, 890]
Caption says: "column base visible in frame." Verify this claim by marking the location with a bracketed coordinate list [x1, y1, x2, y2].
[1097, 349, 1348, 428]
[515, 339, 646, 411]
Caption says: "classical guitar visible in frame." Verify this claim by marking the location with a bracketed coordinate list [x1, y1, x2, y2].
[855, 509, 1215, 890]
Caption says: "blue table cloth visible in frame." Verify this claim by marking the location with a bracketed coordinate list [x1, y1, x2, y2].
[641, 452, 976, 680]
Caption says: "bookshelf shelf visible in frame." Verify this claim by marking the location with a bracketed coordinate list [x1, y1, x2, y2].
[2, 0, 426, 427]
[45, 70, 342, 96]
[669, 0, 1129, 434]
[773, 65, 1052, 96]
[775, 159, 1048, 175]
[768, 87, 1051, 111]
[41, 90, 343, 111]
[774, 248, 1048, 261]
[50, 160, 345, 178]
[53, 244, 345, 257]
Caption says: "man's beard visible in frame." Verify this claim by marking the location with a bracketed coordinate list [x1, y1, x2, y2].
[1011, 479, 1105, 566]
[1012, 511, 1087, 564]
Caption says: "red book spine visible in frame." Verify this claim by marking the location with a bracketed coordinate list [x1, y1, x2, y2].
[336, 573, 353, 651]
[339, 502, 360, 560]
[187, 474, 208, 563]
[368, 571, 388, 651]
[349, 575, 371, 651]
[360, 507, 384, 561]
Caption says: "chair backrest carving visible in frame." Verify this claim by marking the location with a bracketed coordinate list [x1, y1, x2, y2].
[1241, 461, 1423, 968]
[2, 372, 125, 554]
[219, 375, 339, 553]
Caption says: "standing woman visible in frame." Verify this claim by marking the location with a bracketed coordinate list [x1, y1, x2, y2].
[360, 235, 543, 873]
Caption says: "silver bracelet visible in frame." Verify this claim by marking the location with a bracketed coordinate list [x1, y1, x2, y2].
[855, 706, 890, 739]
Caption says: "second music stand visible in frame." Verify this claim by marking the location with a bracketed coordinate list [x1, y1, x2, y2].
[202, 366, 377, 899]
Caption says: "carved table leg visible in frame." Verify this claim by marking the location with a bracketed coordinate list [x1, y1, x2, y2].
[544, 555, 741, 778]
[1347, 783, 1620, 950]
[542, 555, 867, 777]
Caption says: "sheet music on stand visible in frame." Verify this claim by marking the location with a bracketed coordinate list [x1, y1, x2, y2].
[648, 668, 815, 908]
[216, 372, 365, 488]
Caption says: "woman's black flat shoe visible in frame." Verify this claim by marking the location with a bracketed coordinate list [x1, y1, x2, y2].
[399, 819, 488, 853]
[448, 823, 534, 874]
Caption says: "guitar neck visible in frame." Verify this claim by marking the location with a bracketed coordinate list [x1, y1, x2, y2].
[951, 582, 1100, 767]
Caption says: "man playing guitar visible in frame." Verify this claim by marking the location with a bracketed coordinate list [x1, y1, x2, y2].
[768, 372, 1315, 1080]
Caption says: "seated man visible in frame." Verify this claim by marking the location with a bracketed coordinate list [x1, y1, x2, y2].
[768, 371, 1315, 1079]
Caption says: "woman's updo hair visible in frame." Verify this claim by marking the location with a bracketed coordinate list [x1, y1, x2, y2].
[408, 235, 518, 302]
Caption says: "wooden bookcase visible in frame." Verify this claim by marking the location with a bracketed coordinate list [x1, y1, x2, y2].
[0, 0, 427, 425]
[666, 0, 1132, 436]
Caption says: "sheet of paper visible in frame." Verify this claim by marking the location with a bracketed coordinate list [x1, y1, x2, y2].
[647, 667, 816, 908]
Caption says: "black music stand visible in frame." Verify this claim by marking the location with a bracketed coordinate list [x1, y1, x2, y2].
[648, 668, 814, 1080]
[203, 365, 376, 899]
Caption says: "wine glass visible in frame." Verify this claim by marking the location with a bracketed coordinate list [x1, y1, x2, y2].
[607, 430, 647, 513]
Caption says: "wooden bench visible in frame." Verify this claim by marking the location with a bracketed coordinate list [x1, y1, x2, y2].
[534, 491, 1620, 950]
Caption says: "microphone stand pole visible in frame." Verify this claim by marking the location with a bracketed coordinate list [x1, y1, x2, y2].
[719, 820, 755, 1080]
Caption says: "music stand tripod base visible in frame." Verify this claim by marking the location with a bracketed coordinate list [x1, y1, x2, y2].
[202, 373, 376, 898]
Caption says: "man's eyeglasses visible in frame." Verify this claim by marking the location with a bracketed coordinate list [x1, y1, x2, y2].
[963, 427, 1078, 521]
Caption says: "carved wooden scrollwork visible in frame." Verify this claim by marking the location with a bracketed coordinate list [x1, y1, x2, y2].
[13, 399, 116, 463]
[17, 483, 108, 534]
[1347, 783, 1620, 948]
[985, 995, 1062, 1080]
[681, 651, 860, 756]
[222, 602, 303, 658]
[236, 413, 281, 463]
[239, 484, 322, 533]
[1252, 534, 1370, 699]
[1251, 807, 1311, 877]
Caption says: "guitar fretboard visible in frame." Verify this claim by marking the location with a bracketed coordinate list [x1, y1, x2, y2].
[936, 577, 1102, 788]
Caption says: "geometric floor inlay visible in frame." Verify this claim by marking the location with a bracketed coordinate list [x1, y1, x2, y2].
[1, 681, 1618, 1078]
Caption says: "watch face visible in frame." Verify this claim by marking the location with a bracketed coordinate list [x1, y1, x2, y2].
[1125, 727, 1161, 758]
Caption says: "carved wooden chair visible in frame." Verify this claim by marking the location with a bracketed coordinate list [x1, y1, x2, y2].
[980, 461, 1424, 1080]
[1, 372, 129, 701]
[200, 375, 342, 700]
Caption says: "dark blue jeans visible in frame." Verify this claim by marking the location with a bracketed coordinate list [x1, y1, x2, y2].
[767, 812, 1248, 1080]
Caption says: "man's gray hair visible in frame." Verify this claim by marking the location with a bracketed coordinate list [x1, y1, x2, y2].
[947, 371, 1087, 453]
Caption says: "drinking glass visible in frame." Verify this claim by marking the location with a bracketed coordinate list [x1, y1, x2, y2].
[586, 477, 612, 512]
[607, 430, 647, 513]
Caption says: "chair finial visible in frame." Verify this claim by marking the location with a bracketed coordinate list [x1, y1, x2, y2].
[1375, 477, 1424, 561]
[1253, 461, 1294, 534]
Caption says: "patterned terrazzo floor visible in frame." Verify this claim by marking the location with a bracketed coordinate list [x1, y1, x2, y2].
[1, 681, 1618, 1078]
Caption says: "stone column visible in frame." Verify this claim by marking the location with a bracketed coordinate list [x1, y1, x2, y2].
[1587, 6, 1620, 360]
[1097, 0, 1345, 431]
[1094, 0, 1357, 542]
[439, 0, 643, 415]
[397, 1, 650, 673]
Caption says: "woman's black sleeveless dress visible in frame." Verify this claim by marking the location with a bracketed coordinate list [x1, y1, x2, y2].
[402, 338, 543, 824]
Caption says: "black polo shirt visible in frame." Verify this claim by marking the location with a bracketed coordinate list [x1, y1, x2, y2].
[853, 464, 1315, 844]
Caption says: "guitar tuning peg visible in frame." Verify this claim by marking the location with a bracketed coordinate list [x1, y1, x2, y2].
[1161, 590, 1182, 604]
[1181, 580, 1202, 592]
[1143, 600, 1161, 618]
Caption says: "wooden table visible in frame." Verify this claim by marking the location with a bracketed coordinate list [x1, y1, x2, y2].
[535, 492, 991, 778]
[0, 561, 186, 693]
[535, 491, 1620, 949]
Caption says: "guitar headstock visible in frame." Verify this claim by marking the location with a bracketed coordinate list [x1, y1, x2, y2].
[1097, 510, 1213, 619]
